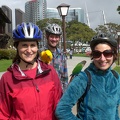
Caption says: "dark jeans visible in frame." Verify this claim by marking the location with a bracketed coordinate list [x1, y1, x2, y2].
[70, 55, 72, 59]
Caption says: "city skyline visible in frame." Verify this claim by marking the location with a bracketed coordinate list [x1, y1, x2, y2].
[0, 0, 119, 29]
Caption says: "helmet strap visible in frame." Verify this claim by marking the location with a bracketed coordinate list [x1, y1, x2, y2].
[20, 57, 34, 68]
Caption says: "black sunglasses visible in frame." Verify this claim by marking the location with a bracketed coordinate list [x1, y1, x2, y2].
[92, 50, 114, 58]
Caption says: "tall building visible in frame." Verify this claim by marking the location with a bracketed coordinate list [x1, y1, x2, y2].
[66, 8, 84, 23]
[46, 8, 60, 19]
[15, 9, 25, 26]
[0, 8, 11, 34]
[25, 0, 47, 24]
[1, 5, 12, 34]
[46, 8, 85, 23]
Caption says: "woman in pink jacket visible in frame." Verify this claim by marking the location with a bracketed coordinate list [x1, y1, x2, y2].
[0, 22, 62, 120]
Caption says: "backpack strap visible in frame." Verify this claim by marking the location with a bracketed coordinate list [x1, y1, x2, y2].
[111, 70, 119, 79]
[77, 69, 92, 112]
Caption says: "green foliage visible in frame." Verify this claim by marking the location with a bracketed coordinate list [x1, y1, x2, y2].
[95, 23, 120, 37]
[117, 6, 120, 14]
[73, 53, 87, 57]
[0, 49, 16, 60]
[36, 19, 96, 43]
[7, 35, 14, 48]
[0, 59, 12, 72]
[66, 20, 96, 43]
[113, 65, 120, 74]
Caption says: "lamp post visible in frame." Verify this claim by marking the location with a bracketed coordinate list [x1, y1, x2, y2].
[117, 31, 120, 65]
[57, 3, 70, 53]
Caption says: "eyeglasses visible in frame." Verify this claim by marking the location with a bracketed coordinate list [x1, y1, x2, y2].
[92, 50, 114, 58]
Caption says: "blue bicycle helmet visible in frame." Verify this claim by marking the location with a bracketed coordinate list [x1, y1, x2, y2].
[90, 33, 117, 50]
[13, 22, 42, 41]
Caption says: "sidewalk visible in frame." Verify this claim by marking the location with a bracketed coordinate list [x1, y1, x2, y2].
[67, 56, 91, 77]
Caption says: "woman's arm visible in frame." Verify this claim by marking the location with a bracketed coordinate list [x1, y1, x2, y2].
[55, 72, 87, 120]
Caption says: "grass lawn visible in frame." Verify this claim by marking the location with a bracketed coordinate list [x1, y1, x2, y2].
[0, 59, 12, 72]
[114, 65, 120, 73]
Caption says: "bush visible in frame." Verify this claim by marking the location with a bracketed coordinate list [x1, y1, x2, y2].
[0, 49, 16, 60]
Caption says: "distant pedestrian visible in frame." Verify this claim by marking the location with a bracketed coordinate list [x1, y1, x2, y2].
[69, 49, 73, 59]
[81, 47, 85, 54]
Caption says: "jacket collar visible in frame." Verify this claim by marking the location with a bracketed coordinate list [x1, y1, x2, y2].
[8, 60, 51, 80]
[88, 62, 111, 75]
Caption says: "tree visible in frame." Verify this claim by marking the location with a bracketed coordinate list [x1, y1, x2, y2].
[66, 20, 96, 53]
[36, 19, 96, 50]
[117, 6, 120, 14]
[0, 34, 10, 49]
[95, 23, 120, 37]
[66, 20, 95, 43]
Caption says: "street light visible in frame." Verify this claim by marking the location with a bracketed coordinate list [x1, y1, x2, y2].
[117, 31, 120, 65]
[57, 3, 70, 52]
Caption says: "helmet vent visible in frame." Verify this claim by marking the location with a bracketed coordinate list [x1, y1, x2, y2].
[27, 27, 30, 36]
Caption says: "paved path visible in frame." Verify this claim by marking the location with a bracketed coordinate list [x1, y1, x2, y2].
[67, 56, 91, 77]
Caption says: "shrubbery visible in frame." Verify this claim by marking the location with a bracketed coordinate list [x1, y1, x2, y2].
[0, 49, 16, 60]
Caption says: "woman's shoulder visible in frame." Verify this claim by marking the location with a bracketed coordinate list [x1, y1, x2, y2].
[70, 71, 88, 86]
[110, 70, 119, 79]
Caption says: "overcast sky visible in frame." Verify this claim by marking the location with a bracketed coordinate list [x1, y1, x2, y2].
[0, 0, 120, 29]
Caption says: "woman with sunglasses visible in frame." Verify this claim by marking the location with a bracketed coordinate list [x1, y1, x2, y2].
[55, 33, 120, 120]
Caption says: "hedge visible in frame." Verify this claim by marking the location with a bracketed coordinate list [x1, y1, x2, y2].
[0, 49, 16, 60]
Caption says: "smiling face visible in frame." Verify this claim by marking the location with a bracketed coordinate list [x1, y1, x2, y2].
[17, 41, 38, 65]
[47, 34, 60, 48]
[92, 43, 114, 70]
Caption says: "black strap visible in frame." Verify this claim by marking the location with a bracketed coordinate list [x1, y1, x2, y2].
[111, 70, 118, 79]
[77, 69, 91, 112]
